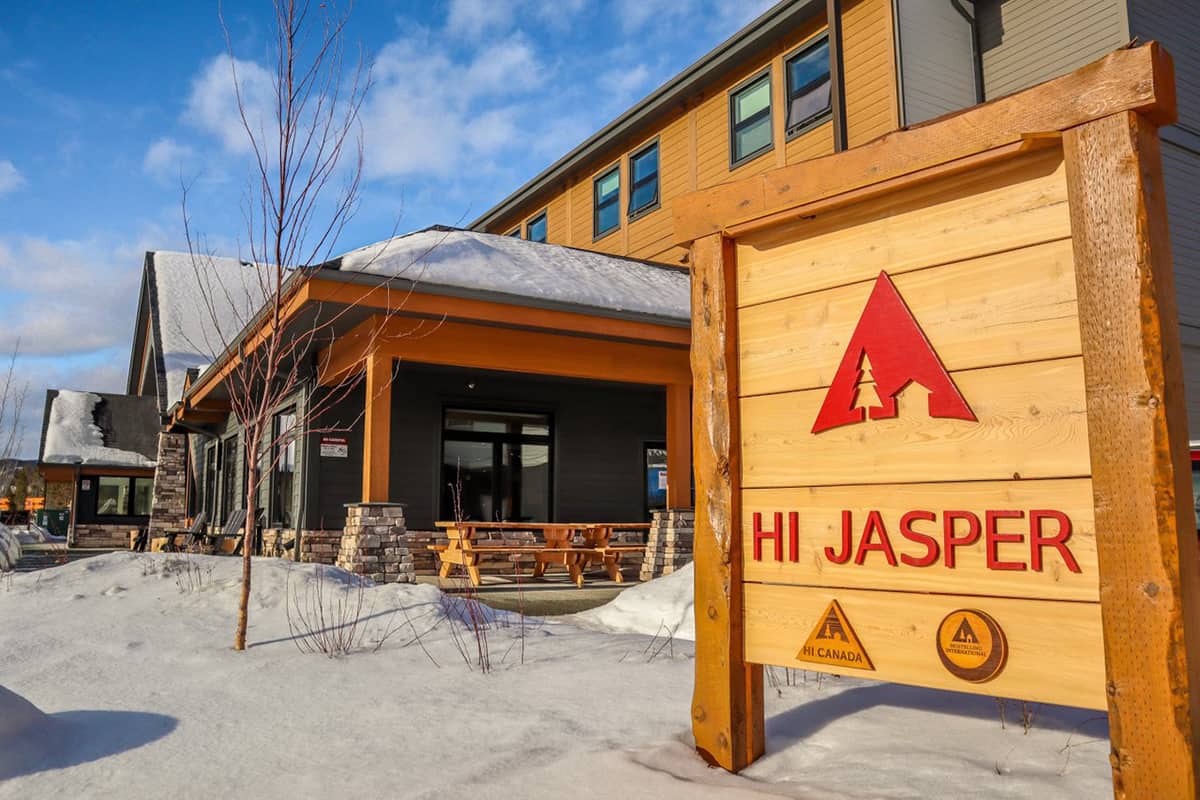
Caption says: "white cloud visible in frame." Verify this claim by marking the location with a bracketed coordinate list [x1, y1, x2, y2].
[0, 160, 25, 194]
[446, 0, 517, 40]
[142, 137, 196, 179]
[184, 54, 275, 154]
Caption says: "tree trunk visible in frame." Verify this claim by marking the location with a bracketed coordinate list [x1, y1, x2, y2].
[234, 437, 258, 651]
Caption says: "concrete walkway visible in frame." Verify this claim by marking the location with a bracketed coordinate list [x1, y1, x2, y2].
[417, 572, 636, 616]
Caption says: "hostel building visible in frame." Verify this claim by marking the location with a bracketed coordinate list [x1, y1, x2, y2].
[54, 0, 1200, 569]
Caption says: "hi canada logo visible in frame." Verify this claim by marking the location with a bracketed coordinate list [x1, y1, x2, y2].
[812, 271, 976, 434]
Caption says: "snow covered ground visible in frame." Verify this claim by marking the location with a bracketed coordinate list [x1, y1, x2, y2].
[0, 553, 1112, 798]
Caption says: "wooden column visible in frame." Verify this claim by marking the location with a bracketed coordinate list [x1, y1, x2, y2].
[689, 233, 763, 771]
[1064, 111, 1200, 798]
[361, 352, 393, 503]
[666, 382, 692, 508]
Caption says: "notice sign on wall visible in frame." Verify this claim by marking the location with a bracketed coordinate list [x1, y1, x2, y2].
[678, 44, 1200, 792]
[319, 436, 348, 458]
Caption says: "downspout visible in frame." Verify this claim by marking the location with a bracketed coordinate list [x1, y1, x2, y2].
[826, 0, 849, 151]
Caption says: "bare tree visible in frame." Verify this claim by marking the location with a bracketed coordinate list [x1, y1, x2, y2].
[179, 0, 433, 651]
[0, 345, 29, 506]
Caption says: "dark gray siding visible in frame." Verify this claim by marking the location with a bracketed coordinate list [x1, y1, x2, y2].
[1161, 138, 1200, 436]
[975, 0, 1129, 100]
[305, 382, 364, 530]
[307, 363, 666, 531]
[895, 0, 979, 125]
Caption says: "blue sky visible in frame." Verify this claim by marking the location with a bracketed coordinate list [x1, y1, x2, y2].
[0, 0, 773, 458]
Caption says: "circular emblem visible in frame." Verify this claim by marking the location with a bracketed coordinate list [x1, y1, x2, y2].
[936, 609, 1008, 683]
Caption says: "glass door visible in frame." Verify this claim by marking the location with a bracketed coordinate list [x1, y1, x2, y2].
[441, 409, 552, 522]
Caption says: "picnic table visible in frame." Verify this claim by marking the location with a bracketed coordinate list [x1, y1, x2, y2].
[431, 521, 650, 588]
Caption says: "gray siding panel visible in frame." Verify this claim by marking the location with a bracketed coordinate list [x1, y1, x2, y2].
[976, 0, 1129, 99]
[896, 0, 979, 125]
[1128, 0, 1200, 135]
[1162, 139, 1200, 436]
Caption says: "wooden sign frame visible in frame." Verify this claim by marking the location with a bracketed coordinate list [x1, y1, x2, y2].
[675, 43, 1200, 797]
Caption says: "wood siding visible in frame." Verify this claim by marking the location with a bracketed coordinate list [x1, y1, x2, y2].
[975, 0, 1129, 100]
[483, 0, 899, 265]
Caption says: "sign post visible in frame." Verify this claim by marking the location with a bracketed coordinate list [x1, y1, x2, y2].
[675, 43, 1200, 797]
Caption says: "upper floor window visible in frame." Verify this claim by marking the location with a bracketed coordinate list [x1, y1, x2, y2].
[730, 71, 772, 167]
[628, 141, 660, 219]
[506, 228, 520, 237]
[593, 166, 620, 238]
[525, 211, 547, 243]
[786, 35, 832, 137]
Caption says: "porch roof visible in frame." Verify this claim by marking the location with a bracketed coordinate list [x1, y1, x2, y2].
[327, 226, 690, 326]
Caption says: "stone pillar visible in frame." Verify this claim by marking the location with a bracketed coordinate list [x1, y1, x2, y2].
[149, 432, 188, 535]
[336, 503, 414, 584]
[639, 507, 694, 581]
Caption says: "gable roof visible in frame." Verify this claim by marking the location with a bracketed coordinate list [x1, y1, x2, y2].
[468, 0, 822, 232]
[130, 250, 270, 414]
[38, 389, 158, 468]
[328, 226, 690, 325]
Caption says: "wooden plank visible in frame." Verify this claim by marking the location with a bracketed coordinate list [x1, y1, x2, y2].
[317, 315, 692, 389]
[361, 353, 393, 503]
[689, 234, 763, 772]
[741, 358, 1092, 488]
[738, 238, 1080, 396]
[1064, 110, 1200, 798]
[673, 42, 1175, 246]
[666, 383, 692, 509]
[735, 148, 1070, 307]
[742, 479, 1098, 601]
[744, 582, 1107, 710]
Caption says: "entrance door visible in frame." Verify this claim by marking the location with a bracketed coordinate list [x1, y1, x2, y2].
[441, 409, 552, 522]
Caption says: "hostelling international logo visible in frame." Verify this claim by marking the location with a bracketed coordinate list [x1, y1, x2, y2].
[812, 271, 976, 434]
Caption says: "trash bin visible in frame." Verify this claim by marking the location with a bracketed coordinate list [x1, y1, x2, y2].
[35, 509, 70, 538]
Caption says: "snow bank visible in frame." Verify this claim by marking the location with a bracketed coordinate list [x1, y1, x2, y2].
[0, 553, 1114, 799]
[14, 524, 65, 546]
[0, 524, 20, 571]
[570, 562, 695, 640]
[41, 390, 155, 467]
[338, 228, 690, 322]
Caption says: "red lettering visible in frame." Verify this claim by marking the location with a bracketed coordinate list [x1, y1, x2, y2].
[854, 510, 898, 566]
[1030, 510, 1081, 573]
[899, 510, 939, 567]
[986, 510, 1027, 571]
[825, 511, 853, 564]
[753, 512, 784, 562]
[943, 510, 980, 568]
[788, 511, 800, 563]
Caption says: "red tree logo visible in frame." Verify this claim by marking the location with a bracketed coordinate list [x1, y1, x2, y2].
[811, 271, 976, 434]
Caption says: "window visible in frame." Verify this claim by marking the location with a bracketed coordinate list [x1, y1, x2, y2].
[730, 72, 773, 166]
[204, 442, 219, 523]
[271, 410, 297, 527]
[525, 211, 547, 243]
[441, 409, 552, 523]
[220, 435, 239, 525]
[506, 228, 520, 237]
[593, 166, 620, 238]
[628, 141, 660, 219]
[95, 476, 155, 517]
[785, 35, 832, 137]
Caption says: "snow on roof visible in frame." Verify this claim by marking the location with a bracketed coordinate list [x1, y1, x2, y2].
[151, 251, 269, 408]
[335, 228, 690, 322]
[42, 390, 156, 468]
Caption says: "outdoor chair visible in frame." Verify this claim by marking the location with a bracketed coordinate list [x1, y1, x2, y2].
[208, 509, 248, 555]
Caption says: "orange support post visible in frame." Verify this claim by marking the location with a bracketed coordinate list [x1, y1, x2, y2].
[362, 353, 393, 503]
[666, 382, 692, 509]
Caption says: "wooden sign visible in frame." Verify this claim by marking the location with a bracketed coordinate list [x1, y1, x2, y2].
[674, 44, 1200, 798]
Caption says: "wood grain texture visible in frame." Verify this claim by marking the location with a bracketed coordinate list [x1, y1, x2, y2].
[742, 479, 1098, 600]
[1064, 111, 1200, 799]
[361, 352, 393, 503]
[673, 42, 1176, 246]
[738, 237, 1080, 396]
[741, 358, 1092, 488]
[689, 234, 763, 772]
[735, 149, 1070, 306]
[744, 583, 1107, 709]
[666, 383, 692, 509]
